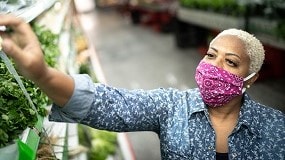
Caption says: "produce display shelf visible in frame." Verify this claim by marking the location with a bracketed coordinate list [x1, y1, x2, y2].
[43, 118, 68, 160]
[249, 17, 285, 50]
[11, 116, 43, 160]
[36, 0, 72, 34]
[134, 2, 170, 12]
[43, 1, 87, 159]
[0, 1, 75, 160]
[21, 115, 44, 154]
[25, 0, 73, 159]
[254, 33, 285, 51]
[1, 0, 86, 160]
[13, 0, 57, 23]
[0, 115, 44, 160]
[74, 1, 136, 158]
[177, 7, 245, 31]
[0, 0, 56, 159]
[177, 6, 285, 51]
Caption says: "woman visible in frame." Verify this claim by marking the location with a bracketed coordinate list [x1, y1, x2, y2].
[0, 15, 284, 159]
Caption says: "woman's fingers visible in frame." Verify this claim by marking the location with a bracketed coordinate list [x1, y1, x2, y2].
[0, 14, 24, 37]
[0, 14, 22, 25]
[2, 37, 46, 80]
[0, 14, 45, 80]
[2, 38, 23, 60]
[0, 14, 37, 46]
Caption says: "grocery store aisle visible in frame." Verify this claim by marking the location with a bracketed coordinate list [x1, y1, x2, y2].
[76, 2, 285, 160]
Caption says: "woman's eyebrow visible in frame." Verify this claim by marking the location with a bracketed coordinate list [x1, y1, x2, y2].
[225, 52, 241, 59]
[210, 47, 241, 59]
[209, 47, 218, 52]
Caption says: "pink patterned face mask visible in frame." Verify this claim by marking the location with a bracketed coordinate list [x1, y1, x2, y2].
[195, 61, 255, 107]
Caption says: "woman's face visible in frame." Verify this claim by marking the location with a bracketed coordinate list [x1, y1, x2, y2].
[202, 35, 250, 78]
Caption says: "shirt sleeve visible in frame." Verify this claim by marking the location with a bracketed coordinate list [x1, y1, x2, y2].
[49, 74, 96, 123]
[49, 74, 178, 133]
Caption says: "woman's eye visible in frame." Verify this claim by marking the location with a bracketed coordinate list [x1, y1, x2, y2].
[205, 53, 214, 58]
[226, 59, 238, 67]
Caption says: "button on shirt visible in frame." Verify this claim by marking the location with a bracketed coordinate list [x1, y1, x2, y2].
[49, 75, 285, 160]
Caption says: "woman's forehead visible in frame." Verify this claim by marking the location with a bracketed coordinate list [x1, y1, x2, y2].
[210, 35, 248, 58]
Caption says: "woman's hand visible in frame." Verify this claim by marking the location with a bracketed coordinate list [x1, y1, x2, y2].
[0, 14, 74, 107]
[0, 14, 47, 82]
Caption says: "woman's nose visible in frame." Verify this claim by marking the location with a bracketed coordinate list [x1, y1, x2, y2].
[209, 58, 224, 68]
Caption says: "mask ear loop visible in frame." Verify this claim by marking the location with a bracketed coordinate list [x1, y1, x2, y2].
[242, 72, 256, 93]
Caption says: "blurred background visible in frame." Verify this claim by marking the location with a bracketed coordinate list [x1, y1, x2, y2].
[75, 0, 285, 159]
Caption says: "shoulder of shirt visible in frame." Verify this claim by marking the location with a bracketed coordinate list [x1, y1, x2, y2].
[240, 93, 285, 137]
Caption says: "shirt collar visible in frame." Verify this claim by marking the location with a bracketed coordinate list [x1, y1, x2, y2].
[187, 89, 261, 137]
[235, 93, 262, 138]
[187, 88, 207, 115]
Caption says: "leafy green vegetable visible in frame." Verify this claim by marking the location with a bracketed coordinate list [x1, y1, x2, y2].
[179, 0, 246, 16]
[89, 129, 117, 160]
[90, 138, 116, 160]
[78, 125, 118, 160]
[0, 59, 44, 147]
[276, 21, 285, 40]
[32, 23, 60, 68]
[0, 23, 60, 148]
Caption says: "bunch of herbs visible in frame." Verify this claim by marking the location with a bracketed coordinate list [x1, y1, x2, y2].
[0, 23, 60, 147]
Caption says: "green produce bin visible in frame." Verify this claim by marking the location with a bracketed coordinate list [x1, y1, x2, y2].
[0, 139, 35, 160]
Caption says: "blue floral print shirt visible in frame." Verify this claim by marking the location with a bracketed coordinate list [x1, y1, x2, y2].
[49, 75, 285, 160]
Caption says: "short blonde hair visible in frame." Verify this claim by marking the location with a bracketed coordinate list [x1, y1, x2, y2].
[210, 28, 265, 73]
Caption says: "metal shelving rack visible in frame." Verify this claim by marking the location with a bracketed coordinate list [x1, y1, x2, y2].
[249, 17, 285, 50]
[13, 0, 57, 23]
[34, 0, 87, 159]
[73, 0, 136, 159]
[176, 5, 285, 50]
[177, 7, 245, 31]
